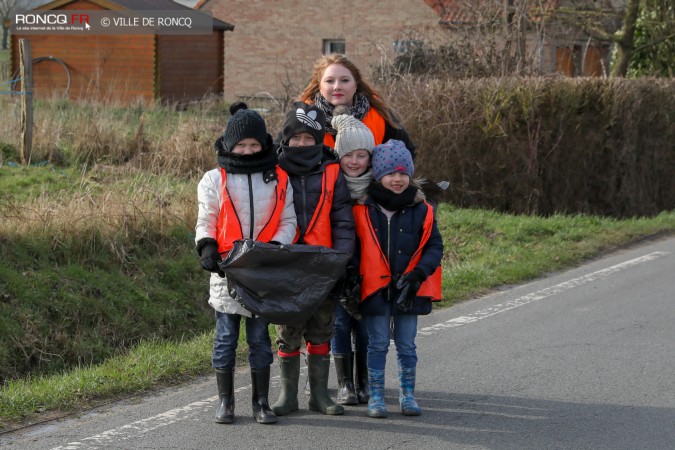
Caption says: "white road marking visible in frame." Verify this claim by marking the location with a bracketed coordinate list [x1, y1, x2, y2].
[50, 368, 309, 450]
[418, 251, 669, 336]
[50, 251, 669, 449]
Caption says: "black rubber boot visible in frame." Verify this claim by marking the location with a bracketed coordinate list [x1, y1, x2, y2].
[215, 368, 235, 424]
[251, 367, 278, 424]
[307, 354, 344, 415]
[334, 353, 358, 405]
[354, 351, 370, 403]
[271, 355, 300, 416]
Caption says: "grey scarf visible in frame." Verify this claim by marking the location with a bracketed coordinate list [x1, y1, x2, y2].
[343, 169, 373, 201]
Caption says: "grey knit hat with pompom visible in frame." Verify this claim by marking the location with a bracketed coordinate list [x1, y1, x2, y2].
[331, 105, 375, 159]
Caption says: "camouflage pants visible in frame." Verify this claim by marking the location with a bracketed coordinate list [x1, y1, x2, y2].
[275, 297, 336, 352]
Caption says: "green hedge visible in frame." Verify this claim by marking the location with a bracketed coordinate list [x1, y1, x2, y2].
[386, 77, 675, 217]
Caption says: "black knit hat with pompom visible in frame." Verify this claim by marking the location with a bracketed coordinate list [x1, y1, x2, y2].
[215, 102, 270, 154]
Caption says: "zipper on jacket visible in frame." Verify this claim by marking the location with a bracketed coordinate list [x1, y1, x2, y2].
[248, 174, 254, 239]
[300, 176, 308, 242]
[386, 215, 392, 302]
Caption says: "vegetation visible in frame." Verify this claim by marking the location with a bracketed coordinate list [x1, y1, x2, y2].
[382, 77, 675, 217]
[2, 77, 673, 217]
[0, 48, 9, 82]
[376, 1, 674, 79]
[628, 0, 675, 77]
[0, 165, 213, 384]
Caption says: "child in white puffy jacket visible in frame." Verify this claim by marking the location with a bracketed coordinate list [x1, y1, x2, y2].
[195, 102, 296, 425]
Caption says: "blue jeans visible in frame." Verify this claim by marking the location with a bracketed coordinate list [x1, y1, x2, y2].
[212, 311, 273, 370]
[365, 302, 418, 371]
[331, 302, 368, 354]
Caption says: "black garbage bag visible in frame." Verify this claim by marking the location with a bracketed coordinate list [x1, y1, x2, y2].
[218, 239, 350, 326]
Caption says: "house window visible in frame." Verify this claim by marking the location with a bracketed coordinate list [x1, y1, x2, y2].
[323, 39, 345, 55]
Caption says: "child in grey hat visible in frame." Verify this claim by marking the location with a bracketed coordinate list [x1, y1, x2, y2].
[329, 107, 375, 406]
[332, 106, 375, 204]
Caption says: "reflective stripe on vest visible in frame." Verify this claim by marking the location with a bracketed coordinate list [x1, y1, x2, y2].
[215, 166, 288, 253]
[297, 164, 340, 248]
[353, 203, 442, 302]
[323, 109, 386, 148]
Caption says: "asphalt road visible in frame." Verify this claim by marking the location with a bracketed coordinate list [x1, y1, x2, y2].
[2, 236, 674, 449]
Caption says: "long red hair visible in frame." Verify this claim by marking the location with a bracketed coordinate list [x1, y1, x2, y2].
[298, 53, 399, 129]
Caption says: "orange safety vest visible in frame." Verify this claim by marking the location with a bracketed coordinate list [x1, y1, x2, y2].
[295, 164, 340, 248]
[216, 166, 288, 253]
[323, 108, 386, 149]
[353, 203, 442, 302]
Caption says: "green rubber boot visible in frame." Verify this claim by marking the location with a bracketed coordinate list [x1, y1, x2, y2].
[271, 355, 300, 416]
[307, 354, 344, 415]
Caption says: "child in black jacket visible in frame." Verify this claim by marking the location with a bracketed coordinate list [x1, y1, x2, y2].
[271, 102, 355, 416]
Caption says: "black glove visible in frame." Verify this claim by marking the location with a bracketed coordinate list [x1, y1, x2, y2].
[197, 239, 224, 276]
[339, 274, 362, 320]
[395, 268, 424, 312]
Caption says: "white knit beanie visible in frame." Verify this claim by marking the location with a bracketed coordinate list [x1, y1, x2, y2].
[331, 113, 375, 160]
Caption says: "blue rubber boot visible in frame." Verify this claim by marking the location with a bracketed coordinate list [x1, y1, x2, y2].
[398, 366, 421, 416]
[367, 368, 388, 418]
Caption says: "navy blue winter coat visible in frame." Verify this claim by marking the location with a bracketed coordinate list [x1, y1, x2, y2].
[357, 191, 443, 316]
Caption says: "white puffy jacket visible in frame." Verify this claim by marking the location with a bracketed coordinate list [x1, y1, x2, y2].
[195, 168, 297, 316]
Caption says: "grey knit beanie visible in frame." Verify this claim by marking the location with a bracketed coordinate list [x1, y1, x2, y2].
[331, 111, 375, 159]
[216, 102, 269, 154]
[371, 139, 414, 181]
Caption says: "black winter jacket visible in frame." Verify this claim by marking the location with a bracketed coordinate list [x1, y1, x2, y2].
[288, 147, 355, 256]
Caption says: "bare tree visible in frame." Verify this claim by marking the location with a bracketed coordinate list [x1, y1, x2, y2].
[611, 0, 641, 76]
[1, 0, 37, 50]
[373, 0, 554, 80]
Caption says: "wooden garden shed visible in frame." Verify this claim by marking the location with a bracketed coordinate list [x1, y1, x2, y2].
[10, 0, 233, 103]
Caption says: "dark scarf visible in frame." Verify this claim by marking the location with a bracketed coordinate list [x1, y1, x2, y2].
[217, 144, 278, 175]
[315, 93, 370, 136]
[277, 144, 324, 176]
[367, 182, 418, 211]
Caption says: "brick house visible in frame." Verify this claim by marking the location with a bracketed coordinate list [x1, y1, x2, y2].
[198, 0, 622, 102]
[196, 0, 440, 102]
